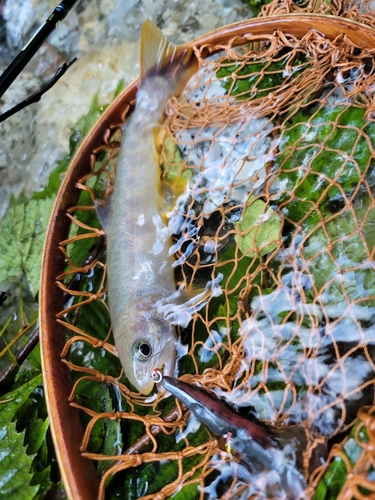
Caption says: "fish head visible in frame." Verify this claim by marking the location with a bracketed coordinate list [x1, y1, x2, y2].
[115, 304, 176, 395]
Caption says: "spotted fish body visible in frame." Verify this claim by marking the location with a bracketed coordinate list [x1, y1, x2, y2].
[106, 21, 196, 394]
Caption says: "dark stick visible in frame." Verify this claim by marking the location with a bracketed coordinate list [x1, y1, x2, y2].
[124, 407, 182, 455]
[0, 58, 77, 123]
[0, 0, 80, 98]
[0, 328, 40, 385]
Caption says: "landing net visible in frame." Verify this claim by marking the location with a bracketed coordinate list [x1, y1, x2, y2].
[56, 1, 375, 498]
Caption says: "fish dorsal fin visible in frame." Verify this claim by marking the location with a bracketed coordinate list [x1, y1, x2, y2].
[141, 19, 177, 76]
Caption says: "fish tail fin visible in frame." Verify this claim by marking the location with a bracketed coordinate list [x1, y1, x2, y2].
[141, 19, 198, 89]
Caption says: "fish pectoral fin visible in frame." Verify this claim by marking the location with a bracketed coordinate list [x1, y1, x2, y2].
[155, 276, 223, 327]
[175, 283, 210, 305]
[178, 274, 223, 305]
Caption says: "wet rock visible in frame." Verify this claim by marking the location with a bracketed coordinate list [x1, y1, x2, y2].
[25, 42, 66, 81]
[0, 0, 254, 222]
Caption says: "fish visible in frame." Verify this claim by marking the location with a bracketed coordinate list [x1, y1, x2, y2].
[106, 20, 197, 394]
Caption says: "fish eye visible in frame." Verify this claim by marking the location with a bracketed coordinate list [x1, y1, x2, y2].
[132, 339, 153, 361]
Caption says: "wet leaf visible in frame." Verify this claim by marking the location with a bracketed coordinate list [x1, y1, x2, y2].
[274, 105, 375, 229]
[0, 197, 55, 297]
[69, 301, 121, 381]
[66, 188, 102, 267]
[26, 343, 42, 371]
[172, 482, 199, 500]
[216, 53, 308, 100]
[216, 243, 263, 293]
[10, 368, 42, 392]
[234, 196, 282, 258]
[30, 467, 52, 500]
[0, 418, 39, 500]
[0, 374, 43, 422]
[24, 416, 49, 455]
[313, 421, 369, 500]
[97, 386, 122, 475]
[68, 93, 108, 152]
[303, 194, 375, 308]
[31, 160, 70, 201]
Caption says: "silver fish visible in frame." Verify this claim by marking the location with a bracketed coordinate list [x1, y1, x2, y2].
[106, 20, 196, 394]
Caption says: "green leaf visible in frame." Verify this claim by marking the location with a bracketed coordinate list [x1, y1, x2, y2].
[75, 391, 105, 454]
[30, 467, 52, 500]
[274, 105, 375, 229]
[37, 439, 49, 470]
[75, 383, 123, 458]
[216, 53, 308, 100]
[11, 368, 41, 392]
[0, 374, 43, 422]
[244, 0, 272, 6]
[97, 386, 122, 474]
[171, 481, 199, 499]
[114, 79, 125, 97]
[0, 197, 55, 297]
[24, 416, 49, 455]
[313, 421, 369, 500]
[69, 93, 108, 152]
[26, 343, 42, 371]
[66, 188, 102, 267]
[69, 301, 121, 381]
[216, 243, 263, 293]
[303, 194, 375, 308]
[234, 196, 282, 258]
[0, 419, 39, 500]
[31, 156, 70, 201]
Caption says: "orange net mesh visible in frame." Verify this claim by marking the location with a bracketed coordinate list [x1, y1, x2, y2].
[55, 2, 375, 498]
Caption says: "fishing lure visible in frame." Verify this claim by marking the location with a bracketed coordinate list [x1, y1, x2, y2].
[162, 375, 327, 494]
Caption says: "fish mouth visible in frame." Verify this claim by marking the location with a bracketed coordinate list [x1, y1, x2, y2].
[135, 373, 155, 395]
